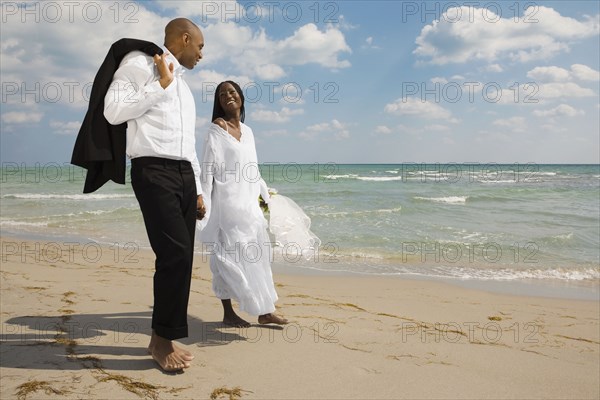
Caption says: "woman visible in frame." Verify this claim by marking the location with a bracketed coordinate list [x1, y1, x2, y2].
[197, 81, 288, 328]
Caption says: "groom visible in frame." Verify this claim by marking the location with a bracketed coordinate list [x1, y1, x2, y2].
[103, 18, 205, 372]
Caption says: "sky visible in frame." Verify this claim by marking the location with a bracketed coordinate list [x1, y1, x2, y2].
[1, 0, 599, 164]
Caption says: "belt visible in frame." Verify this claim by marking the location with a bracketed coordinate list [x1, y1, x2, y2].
[131, 156, 191, 168]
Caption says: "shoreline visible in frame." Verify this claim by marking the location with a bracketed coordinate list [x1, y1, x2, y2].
[273, 261, 600, 301]
[1, 235, 599, 399]
[2, 229, 598, 302]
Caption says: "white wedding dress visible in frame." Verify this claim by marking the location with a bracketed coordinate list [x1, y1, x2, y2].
[197, 122, 277, 316]
[268, 194, 321, 260]
[197, 122, 321, 315]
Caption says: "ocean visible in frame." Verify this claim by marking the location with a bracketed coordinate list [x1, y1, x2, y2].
[1, 163, 599, 298]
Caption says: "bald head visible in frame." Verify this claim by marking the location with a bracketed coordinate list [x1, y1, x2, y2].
[163, 18, 204, 70]
[164, 18, 200, 45]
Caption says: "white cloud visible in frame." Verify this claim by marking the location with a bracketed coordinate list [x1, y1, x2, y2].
[431, 77, 448, 84]
[492, 84, 537, 105]
[272, 23, 352, 69]
[493, 80, 593, 105]
[201, 22, 351, 75]
[252, 64, 286, 80]
[192, 70, 252, 88]
[155, 0, 243, 21]
[493, 116, 527, 132]
[0, 2, 167, 108]
[0, 3, 351, 114]
[1, 3, 165, 76]
[2, 111, 43, 124]
[337, 15, 359, 31]
[527, 64, 600, 83]
[485, 64, 504, 73]
[50, 120, 81, 135]
[570, 64, 600, 81]
[414, 6, 599, 65]
[375, 125, 392, 134]
[532, 104, 584, 117]
[537, 82, 595, 98]
[300, 119, 349, 140]
[363, 36, 380, 49]
[384, 97, 458, 122]
[252, 107, 304, 123]
[188, 69, 253, 102]
[278, 96, 305, 106]
[424, 124, 450, 132]
[527, 66, 571, 82]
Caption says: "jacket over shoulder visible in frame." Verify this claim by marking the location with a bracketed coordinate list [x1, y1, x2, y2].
[71, 38, 162, 193]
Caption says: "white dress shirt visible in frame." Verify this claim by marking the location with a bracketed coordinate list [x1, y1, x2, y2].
[103, 48, 201, 190]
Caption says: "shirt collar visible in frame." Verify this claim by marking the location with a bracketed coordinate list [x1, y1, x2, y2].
[162, 47, 184, 76]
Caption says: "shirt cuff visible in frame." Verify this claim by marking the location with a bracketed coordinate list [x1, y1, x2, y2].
[142, 80, 168, 105]
[153, 77, 177, 94]
[195, 180, 202, 196]
[144, 80, 163, 93]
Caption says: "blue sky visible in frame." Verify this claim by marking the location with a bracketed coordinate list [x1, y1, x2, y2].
[1, 0, 599, 164]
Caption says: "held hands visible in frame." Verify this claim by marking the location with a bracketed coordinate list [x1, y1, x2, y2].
[153, 53, 174, 89]
[196, 195, 206, 220]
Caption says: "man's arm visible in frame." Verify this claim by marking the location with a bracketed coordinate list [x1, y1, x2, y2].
[103, 52, 171, 125]
[197, 130, 217, 224]
[191, 152, 205, 219]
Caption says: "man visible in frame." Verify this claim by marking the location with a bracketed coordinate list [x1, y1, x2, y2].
[104, 18, 205, 372]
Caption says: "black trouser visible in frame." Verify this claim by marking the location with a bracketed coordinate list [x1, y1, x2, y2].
[131, 157, 197, 340]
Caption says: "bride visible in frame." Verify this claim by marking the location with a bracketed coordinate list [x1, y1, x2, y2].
[197, 81, 288, 327]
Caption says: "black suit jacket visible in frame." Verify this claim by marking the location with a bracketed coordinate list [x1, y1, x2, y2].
[71, 38, 163, 193]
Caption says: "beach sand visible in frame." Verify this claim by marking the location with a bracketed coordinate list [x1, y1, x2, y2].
[1, 236, 598, 399]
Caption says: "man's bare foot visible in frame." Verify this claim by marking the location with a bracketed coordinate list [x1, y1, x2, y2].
[223, 314, 251, 328]
[148, 331, 193, 359]
[149, 333, 194, 372]
[147, 331, 157, 354]
[258, 313, 288, 325]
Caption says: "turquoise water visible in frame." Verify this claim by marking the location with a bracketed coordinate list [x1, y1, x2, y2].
[1, 163, 599, 290]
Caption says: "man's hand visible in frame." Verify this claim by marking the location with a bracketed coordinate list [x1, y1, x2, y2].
[153, 53, 174, 89]
[196, 195, 206, 220]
